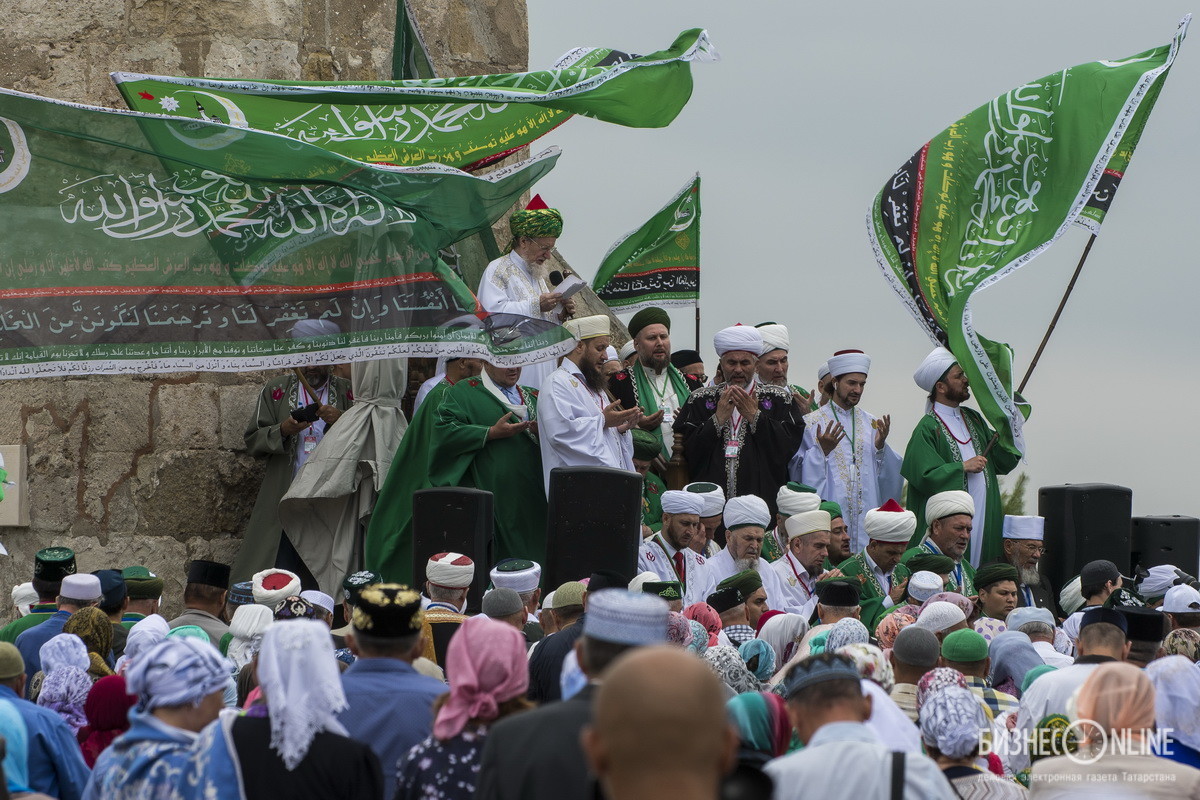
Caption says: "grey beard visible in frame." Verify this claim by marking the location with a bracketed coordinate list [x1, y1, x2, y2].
[1018, 566, 1041, 586]
[734, 557, 757, 572]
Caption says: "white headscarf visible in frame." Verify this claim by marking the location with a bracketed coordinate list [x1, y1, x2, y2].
[227, 604, 274, 671]
[125, 637, 230, 712]
[40, 634, 89, 674]
[863, 678, 923, 752]
[116, 614, 171, 674]
[11, 583, 37, 616]
[1147, 655, 1200, 752]
[256, 619, 349, 770]
[756, 613, 809, 667]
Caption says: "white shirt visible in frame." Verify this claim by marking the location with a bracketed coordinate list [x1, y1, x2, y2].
[768, 551, 820, 618]
[645, 366, 682, 457]
[413, 373, 445, 413]
[477, 251, 560, 390]
[637, 533, 714, 607]
[1013, 661, 1105, 771]
[537, 359, 633, 492]
[1032, 639, 1075, 668]
[931, 401, 988, 566]
[705, 547, 790, 612]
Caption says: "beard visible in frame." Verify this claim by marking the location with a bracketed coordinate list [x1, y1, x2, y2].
[1018, 565, 1041, 586]
[580, 358, 607, 393]
[734, 557, 757, 572]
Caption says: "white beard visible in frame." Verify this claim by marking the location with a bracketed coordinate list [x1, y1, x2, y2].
[734, 557, 758, 572]
[1018, 566, 1041, 586]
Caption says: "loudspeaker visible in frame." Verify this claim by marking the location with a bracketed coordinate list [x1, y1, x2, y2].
[1038, 483, 1132, 592]
[412, 488, 494, 615]
[544, 466, 642, 591]
[1132, 516, 1200, 576]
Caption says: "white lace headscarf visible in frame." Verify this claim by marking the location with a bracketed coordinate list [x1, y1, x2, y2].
[1147, 655, 1200, 752]
[256, 619, 349, 770]
[115, 613, 170, 674]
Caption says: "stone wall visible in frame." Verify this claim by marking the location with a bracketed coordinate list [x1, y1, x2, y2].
[0, 0, 529, 619]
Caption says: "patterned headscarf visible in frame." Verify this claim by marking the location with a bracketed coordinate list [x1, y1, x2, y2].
[686, 620, 710, 655]
[509, 206, 563, 239]
[916, 667, 968, 712]
[727, 692, 792, 758]
[1146, 655, 1200, 752]
[36, 666, 91, 733]
[918, 686, 986, 758]
[837, 643, 895, 693]
[125, 637, 230, 712]
[39, 634, 89, 674]
[63, 607, 114, 680]
[683, 603, 721, 647]
[666, 612, 694, 649]
[1163, 627, 1200, 662]
[973, 617, 1007, 643]
[756, 613, 809, 667]
[704, 645, 763, 695]
[825, 618, 869, 652]
[738, 639, 776, 681]
[874, 612, 916, 650]
[920, 592, 974, 619]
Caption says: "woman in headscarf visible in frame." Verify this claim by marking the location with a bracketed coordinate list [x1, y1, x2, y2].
[920, 591, 975, 621]
[1163, 627, 1200, 662]
[835, 643, 920, 752]
[836, 643, 894, 692]
[703, 645, 763, 696]
[226, 604, 273, 671]
[756, 612, 808, 667]
[1147, 655, 1200, 769]
[79, 674, 136, 767]
[916, 667, 969, 715]
[193, 619, 381, 798]
[0, 696, 45, 798]
[116, 613, 169, 675]
[397, 615, 531, 800]
[686, 620, 710, 655]
[874, 611, 916, 651]
[665, 612, 694, 649]
[683, 603, 721, 647]
[811, 617, 868, 655]
[33, 634, 91, 733]
[1030, 662, 1200, 796]
[738, 639, 776, 682]
[988, 631, 1044, 698]
[723, 691, 792, 798]
[919, 686, 1026, 798]
[62, 607, 114, 681]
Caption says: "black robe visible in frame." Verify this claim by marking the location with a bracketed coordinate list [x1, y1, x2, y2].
[673, 382, 805, 519]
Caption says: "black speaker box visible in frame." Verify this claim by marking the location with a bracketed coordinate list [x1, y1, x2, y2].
[1132, 516, 1200, 576]
[412, 487, 494, 614]
[544, 466, 642, 591]
[1038, 483, 1132, 592]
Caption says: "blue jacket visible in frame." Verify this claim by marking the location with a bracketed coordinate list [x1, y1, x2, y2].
[0, 684, 90, 800]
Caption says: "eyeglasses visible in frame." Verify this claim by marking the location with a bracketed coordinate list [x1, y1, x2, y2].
[523, 237, 556, 253]
[1019, 543, 1048, 555]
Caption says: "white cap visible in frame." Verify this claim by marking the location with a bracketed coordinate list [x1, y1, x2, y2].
[61, 574, 102, 601]
[826, 350, 870, 377]
[1006, 606, 1055, 630]
[817, 362, 830, 381]
[299, 590, 335, 615]
[1161, 584, 1200, 614]
[907, 571, 944, 603]
[1002, 515, 1044, 541]
[619, 341, 636, 361]
[914, 600, 967, 633]
[713, 325, 764, 356]
[582, 589, 669, 646]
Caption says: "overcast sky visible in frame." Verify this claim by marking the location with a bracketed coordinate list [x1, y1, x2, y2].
[525, 1, 1200, 521]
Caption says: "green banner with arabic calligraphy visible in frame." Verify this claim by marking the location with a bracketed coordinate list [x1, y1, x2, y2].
[592, 174, 700, 314]
[0, 87, 574, 377]
[868, 17, 1188, 456]
[112, 29, 716, 172]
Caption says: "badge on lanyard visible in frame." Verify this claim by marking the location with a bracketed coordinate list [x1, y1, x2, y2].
[724, 439, 739, 459]
[302, 433, 318, 454]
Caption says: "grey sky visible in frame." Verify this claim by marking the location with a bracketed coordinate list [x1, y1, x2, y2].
[526, 1, 1200, 520]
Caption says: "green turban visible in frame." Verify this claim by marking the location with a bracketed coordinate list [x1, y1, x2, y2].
[509, 207, 563, 239]
[631, 429, 659, 461]
[628, 307, 671, 339]
[906, 553, 956, 576]
[717, 569, 763, 599]
[975, 562, 1019, 591]
[819, 501, 843, 521]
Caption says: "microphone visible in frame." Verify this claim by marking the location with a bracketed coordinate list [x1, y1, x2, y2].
[549, 270, 564, 286]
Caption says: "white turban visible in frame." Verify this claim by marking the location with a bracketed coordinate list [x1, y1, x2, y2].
[619, 340, 636, 361]
[907, 571, 944, 603]
[864, 501, 917, 543]
[253, 569, 302, 607]
[661, 490, 705, 516]
[826, 350, 871, 377]
[564, 314, 610, 341]
[722, 495, 770, 530]
[756, 323, 789, 355]
[777, 483, 821, 517]
[1002, 515, 1044, 541]
[925, 491, 974, 531]
[913, 346, 958, 392]
[290, 318, 340, 338]
[817, 362, 830, 381]
[785, 510, 832, 541]
[11, 583, 37, 616]
[914, 600, 967, 633]
[426, 552, 475, 588]
[713, 325, 764, 357]
[628, 571, 661, 594]
[685, 482, 726, 518]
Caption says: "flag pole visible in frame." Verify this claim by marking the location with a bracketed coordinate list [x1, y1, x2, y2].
[980, 233, 1098, 457]
[695, 303, 701, 351]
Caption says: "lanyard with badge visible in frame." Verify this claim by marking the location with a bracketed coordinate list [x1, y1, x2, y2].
[299, 383, 327, 455]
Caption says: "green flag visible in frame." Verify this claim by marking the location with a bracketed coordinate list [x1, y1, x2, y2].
[113, 29, 716, 172]
[392, 0, 436, 81]
[592, 174, 700, 313]
[0, 87, 573, 377]
[868, 17, 1188, 456]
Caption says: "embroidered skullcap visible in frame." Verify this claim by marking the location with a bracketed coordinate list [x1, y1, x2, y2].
[34, 547, 77, 581]
[1162, 584, 1200, 613]
[125, 637, 229, 712]
[907, 571, 944, 603]
[864, 499, 916, 543]
[11, 583, 36, 616]
[926, 491, 974, 526]
[717, 570, 763, 600]
[913, 346, 957, 392]
[482, 587, 524, 619]
[121, 566, 163, 600]
[685, 482, 725, 517]
[426, 552, 474, 589]
[820, 500, 843, 521]
[782, 652, 861, 697]
[553, 581, 586, 609]
[915, 600, 967, 633]
[671, 349, 702, 370]
[342, 570, 382, 604]
[906, 553, 955, 576]
[1002, 515, 1045, 541]
[631, 429, 659, 461]
[564, 314, 610, 341]
[826, 349, 870, 377]
[490, 559, 541, 594]
[713, 325, 764, 357]
[1141, 565, 1187, 601]
[60, 574, 101, 602]
[628, 307, 671, 338]
[290, 318, 340, 338]
[627, 572, 660, 594]
[604, 346, 619, 363]
[723, 495, 770, 530]
[253, 569, 301, 607]
[817, 362, 830, 381]
[755, 322, 789, 355]
[583, 589, 669, 646]
[776, 482, 820, 518]
[643, 582, 684, 603]
[661, 490, 704, 516]
[784, 511, 831, 541]
[352, 583, 424, 637]
[509, 195, 563, 238]
[620, 340, 637, 361]
[941, 629, 989, 662]
[1006, 606, 1055, 631]
[919, 686, 986, 759]
[300, 590, 335, 615]
[229, 581, 255, 607]
[706, 586, 744, 614]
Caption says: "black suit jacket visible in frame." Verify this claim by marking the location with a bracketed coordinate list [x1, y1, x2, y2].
[608, 365, 704, 412]
[474, 684, 598, 800]
[1021, 572, 1063, 620]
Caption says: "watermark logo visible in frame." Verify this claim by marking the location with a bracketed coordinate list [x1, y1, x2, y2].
[981, 719, 1173, 765]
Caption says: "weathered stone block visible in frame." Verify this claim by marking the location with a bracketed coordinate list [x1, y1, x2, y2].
[219, 385, 262, 451]
[154, 382, 220, 450]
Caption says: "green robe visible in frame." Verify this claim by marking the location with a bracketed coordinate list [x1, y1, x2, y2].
[835, 551, 897, 633]
[0, 604, 56, 643]
[642, 471, 665, 533]
[233, 373, 353, 584]
[900, 540, 977, 597]
[900, 409, 1020, 566]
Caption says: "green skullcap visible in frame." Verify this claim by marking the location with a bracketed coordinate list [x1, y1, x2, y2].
[121, 565, 163, 600]
[907, 553, 956, 576]
[0, 644, 23, 681]
[820, 501, 843, 521]
[975, 563, 1019, 591]
[631, 429, 659, 461]
[509, 207, 563, 239]
[941, 629, 989, 662]
[717, 569, 763, 599]
[628, 307, 671, 338]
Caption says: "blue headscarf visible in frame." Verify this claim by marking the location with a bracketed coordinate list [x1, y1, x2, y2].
[0, 698, 31, 793]
[738, 639, 777, 681]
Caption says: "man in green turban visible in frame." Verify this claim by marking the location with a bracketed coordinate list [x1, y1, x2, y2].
[478, 194, 575, 390]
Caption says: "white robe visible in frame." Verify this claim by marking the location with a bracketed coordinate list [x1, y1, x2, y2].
[637, 534, 715, 607]
[477, 250, 560, 390]
[930, 401, 989, 566]
[789, 402, 903, 554]
[768, 551, 821, 618]
[537, 359, 634, 492]
[706, 547, 790, 612]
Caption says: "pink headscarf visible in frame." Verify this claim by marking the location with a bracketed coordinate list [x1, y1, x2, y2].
[433, 616, 528, 741]
[683, 603, 721, 646]
[920, 592, 973, 619]
[1075, 662, 1156, 745]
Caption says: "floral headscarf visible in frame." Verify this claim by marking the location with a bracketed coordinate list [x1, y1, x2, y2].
[874, 612, 916, 650]
[683, 603, 721, 647]
[1163, 627, 1200, 662]
[836, 643, 895, 693]
[686, 620, 710, 655]
[704, 645, 762, 695]
[916, 667, 967, 712]
[666, 612, 694, 649]
[824, 618, 869, 652]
